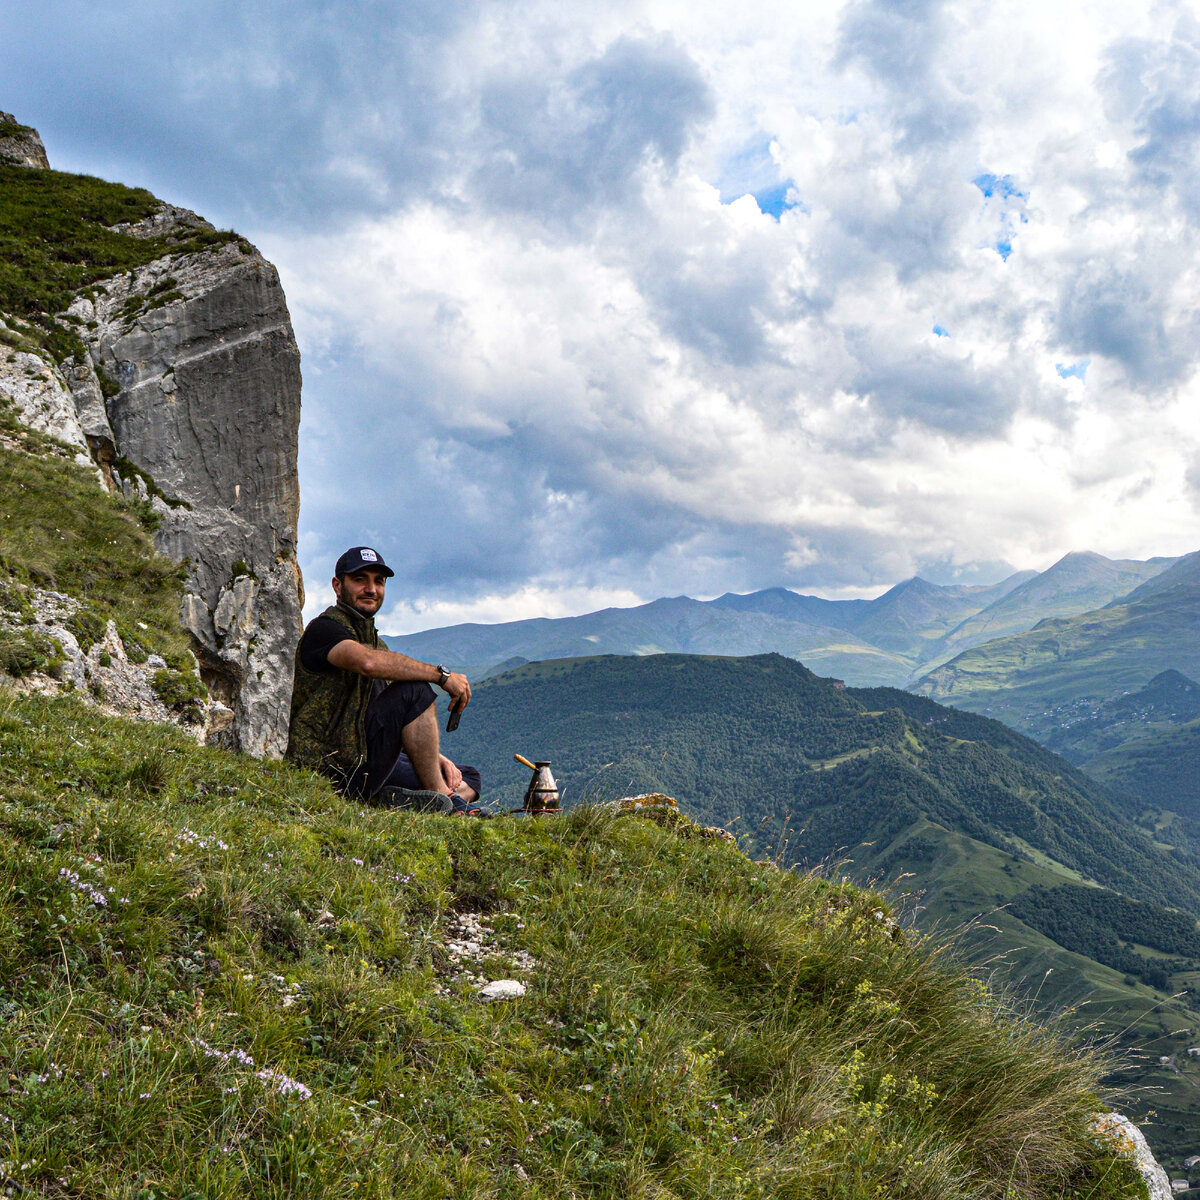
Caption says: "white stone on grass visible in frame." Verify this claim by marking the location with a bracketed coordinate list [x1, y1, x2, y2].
[1090, 1112, 1171, 1200]
[477, 980, 526, 1003]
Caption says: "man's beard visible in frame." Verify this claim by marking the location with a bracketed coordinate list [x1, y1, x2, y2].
[336, 590, 380, 618]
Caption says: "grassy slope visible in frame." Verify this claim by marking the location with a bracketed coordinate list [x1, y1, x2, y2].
[447, 654, 1200, 1169]
[0, 161, 235, 363]
[0, 689, 1145, 1199]
[913, 554, 1200, 744]
[0, 401, 198, 706]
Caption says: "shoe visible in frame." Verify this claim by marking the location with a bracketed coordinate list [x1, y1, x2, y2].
[373, 787, 456, 814]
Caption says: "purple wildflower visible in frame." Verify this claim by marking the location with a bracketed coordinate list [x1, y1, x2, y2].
[256, 1068, 312, 1100]
[59, 867, 108, 907]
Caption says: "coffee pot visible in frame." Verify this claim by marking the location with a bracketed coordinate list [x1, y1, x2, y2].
[514, 754, 560, 815]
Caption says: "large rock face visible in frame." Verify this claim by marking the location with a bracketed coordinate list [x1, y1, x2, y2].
[0, 120, 303, 756]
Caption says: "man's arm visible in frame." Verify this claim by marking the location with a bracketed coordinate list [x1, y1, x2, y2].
[325, 641, 471, 709]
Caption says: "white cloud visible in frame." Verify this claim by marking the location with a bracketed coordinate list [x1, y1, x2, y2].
[7, 0, 1200, 625]
[377, 583, 649, 636]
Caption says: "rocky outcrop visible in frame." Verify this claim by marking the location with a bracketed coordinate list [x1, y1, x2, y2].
[74, 238, 303, 757]
[0, 112, 49, 169]
[0, 587, 233, 741]
[0, 342, 94, 465]
[1090, 1112, 1171, 1200]
[0, 119, 303, 756]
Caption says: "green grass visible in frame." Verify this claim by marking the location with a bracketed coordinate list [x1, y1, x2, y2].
[0, 119, 37, 138]
[851, 813, 1200, 1171]
[0, 398, 192, 668]
[0, 161, 236, 362]
[0, 688, 1147, 1199]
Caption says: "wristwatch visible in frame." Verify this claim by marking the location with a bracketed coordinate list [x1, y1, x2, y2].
[435, 665, 451, 687]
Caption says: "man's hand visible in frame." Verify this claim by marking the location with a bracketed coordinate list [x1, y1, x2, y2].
[440, 755, 463, 793]
[442, 671, 471, 712]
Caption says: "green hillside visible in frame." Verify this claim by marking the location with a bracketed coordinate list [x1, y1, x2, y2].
[452, 654, 1200, 910]
[925, 552, 1176, 670]
[1087, 718, 1200, 825]
[1039, 670, 1200, 766]
[447, 653, 1200, 1169]
[913, 551, 1200, 744]
[0, 687, 1153, 1199]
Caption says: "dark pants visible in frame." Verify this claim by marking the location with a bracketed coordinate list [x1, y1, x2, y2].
[345, 680, 481, 801]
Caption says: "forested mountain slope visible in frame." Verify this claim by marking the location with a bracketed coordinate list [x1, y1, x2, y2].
[452, 654, 1200, 908]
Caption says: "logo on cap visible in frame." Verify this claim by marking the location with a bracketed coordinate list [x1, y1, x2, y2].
[361, 548, 378, 562]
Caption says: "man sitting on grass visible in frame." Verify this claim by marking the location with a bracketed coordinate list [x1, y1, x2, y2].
[286, 546, 482, 815]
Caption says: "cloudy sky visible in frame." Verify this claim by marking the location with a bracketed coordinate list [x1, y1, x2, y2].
[7, 0, 1200, 632]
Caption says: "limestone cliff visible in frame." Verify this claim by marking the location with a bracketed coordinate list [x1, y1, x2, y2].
[0, 113, 302, 756]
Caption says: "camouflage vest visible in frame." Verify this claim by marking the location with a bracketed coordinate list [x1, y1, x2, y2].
[286, 601, 380, 786]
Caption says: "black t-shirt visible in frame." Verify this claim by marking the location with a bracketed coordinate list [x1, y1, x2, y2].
[298, 615, 355, 673]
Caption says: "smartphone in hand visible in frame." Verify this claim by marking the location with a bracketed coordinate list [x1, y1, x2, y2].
[446, 704, 462, 732]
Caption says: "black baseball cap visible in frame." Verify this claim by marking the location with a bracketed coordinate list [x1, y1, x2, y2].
[335, 546, 395, 578]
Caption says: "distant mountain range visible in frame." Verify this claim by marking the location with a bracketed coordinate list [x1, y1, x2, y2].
[447, 652, 1200, 1162]
[915, 551, 1200, 741]
[388, 550, 1176, 687]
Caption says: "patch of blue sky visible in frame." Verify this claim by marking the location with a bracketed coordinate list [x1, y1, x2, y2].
[717, 138, 779, 204]
[1056, 360, 1089, 380]
[933, 324, 950, 337]
[753, 182, 797, 220]
[974, 173, 1027, 201]
[974, 172, 1027, 262]
[716, 137, 799, 218]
